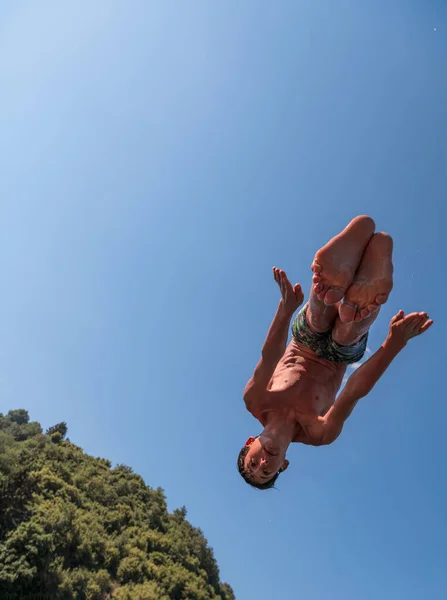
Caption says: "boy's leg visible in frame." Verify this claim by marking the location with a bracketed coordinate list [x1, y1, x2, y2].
[306, 292, 339, 333]
[338, 232, 394, 324]
[311, 215, 375, 306]
[331, 307, 380, 347]
[307, 215, 375, 333]
[332, 232, 394, 344]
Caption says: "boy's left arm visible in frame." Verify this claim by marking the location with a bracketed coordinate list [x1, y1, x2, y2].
[244, 268, 303, 401]
[320, 310, 433, 444]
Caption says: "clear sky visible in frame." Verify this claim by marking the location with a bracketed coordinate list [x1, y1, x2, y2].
[1, 2, 446, 599]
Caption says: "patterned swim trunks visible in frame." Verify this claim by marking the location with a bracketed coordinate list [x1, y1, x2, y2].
[291, 303, 368, 365]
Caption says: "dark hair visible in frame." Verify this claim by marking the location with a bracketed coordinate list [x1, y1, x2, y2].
[237, 443, 281, 490]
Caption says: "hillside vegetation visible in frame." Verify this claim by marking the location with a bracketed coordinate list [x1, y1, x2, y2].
[0, 409, 235, 600]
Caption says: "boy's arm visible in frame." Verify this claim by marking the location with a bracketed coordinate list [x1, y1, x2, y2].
[244, 269, 304, 400]
[244, 301, 296, 395]
[321, 310, 433, 443]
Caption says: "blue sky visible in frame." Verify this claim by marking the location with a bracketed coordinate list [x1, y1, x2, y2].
[1, 1, 446, 598]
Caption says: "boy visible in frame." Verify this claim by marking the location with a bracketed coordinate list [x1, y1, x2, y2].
[239, 216, 432, 489]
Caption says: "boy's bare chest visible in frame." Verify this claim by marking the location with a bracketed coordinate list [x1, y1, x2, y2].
[266, 362, 341, 415]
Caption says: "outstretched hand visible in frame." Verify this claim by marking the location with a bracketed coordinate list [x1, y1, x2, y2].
[273, 267, 304, 315]
[388, 310, 433, 345]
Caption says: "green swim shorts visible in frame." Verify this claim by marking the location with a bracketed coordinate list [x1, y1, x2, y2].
[291, 303, 368, 365]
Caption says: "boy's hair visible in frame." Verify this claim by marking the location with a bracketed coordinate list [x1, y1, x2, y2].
[237, 443, 280, 490]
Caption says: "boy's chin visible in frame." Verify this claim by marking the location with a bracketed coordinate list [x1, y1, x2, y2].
[262, 439, 280, 456]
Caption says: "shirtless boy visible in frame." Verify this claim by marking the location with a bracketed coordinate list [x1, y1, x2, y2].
[239, 216, 433, 489]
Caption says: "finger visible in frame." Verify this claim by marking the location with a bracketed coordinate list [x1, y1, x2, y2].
[281, 271, 293, 292]
[416, 314, 430, 327]
[409, 314, 429, 334]
[294, 283, 302, 298]
[407, 318, 422, 332]
[413, 313, 426, 323]
[280, 273, 287, 295]
[419, 319, 433, 334]
[414, 313, 426, 324]
[391, 310, 404, 324]
[273, 267, 279, 284]
[402, 313, 419, 326]
[411, 316, 427, 333]
[406, 312, 421, 320]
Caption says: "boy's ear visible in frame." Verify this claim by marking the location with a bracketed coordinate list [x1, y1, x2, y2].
[279, 459, 290, 472]
[245, 437, 256, 446]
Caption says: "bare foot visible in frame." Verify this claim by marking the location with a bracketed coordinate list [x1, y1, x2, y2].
[312, 215, 375, 306]
[339, 232, 394, 323]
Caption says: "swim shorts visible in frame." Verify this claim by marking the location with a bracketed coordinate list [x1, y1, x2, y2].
[291, 303, 368, 365]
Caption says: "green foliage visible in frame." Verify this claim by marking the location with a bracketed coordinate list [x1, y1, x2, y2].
[0, 409, 235, 600]
[46, 421, 68, 439]
[0, 410, 43, 441]
[5, 409, 30, 425]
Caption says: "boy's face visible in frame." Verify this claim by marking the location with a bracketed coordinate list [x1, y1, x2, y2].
[243, 436, 289, 485]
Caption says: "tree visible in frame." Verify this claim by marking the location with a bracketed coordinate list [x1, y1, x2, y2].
[6, 409, 30, 425]
[46, 422, 68, 439]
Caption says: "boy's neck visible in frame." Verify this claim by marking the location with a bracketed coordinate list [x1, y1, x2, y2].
[261, 414, 295, 449]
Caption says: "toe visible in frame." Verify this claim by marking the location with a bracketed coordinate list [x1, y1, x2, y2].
[316, 287, 327, 301]
[375, 293, 388, 305]
[324, 287, 345, 306]
[339, 301, 357, 323]
[360, 307, 370, 319]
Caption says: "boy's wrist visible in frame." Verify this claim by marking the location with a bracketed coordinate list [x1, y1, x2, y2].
[385, 333, 407, 353]
[279, 299, 299, 319]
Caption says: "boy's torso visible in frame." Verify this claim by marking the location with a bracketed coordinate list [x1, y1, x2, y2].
[246, 338, 347, 445]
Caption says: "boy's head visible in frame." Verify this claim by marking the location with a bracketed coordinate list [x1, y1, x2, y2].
[237, 435, 289, 490]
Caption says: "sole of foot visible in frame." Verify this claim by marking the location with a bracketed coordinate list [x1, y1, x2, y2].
[338, 232, 394, 323]
[311, 215, 376, 306]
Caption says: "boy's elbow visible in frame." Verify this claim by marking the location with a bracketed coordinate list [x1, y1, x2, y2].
[321, 422, 343, 445]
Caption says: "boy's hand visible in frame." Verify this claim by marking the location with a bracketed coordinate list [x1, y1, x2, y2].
[388, 310, 433, 346]
[273, 267, 304, 315]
